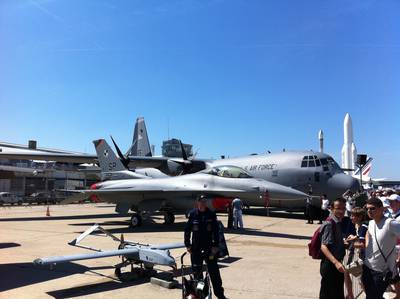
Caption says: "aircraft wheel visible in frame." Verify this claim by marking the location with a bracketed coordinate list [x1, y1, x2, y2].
[164, 212, 175, 225]
[143, 263, 154, 270]
[129, 214, 142, 228]
[17, 200, 23, 206]
[115, 267, 124, 281]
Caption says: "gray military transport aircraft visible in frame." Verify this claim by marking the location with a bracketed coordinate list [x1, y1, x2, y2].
[62, 139, 308, 228]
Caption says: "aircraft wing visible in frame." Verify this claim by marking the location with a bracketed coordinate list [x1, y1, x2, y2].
[371, 178, 400, 187]
[127, 156, 210, 170]
[0, 165, 46, 175]
[60, 187, 247, 205]
[151, 243, 186, 250]
[34, 247, 140, 265]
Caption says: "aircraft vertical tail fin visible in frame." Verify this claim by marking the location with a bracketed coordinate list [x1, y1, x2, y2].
[126, 117, 152, 157]
[93, 139, 126, 172]
[361, 158, 373, 177]
[354, 157, 373, 177]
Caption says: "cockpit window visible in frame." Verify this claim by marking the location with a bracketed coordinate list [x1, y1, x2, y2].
[301, 155, 322, 168]
[326, 157, 341, 173]
[315, 159, 321, 167]
[206, 166, 253, 178]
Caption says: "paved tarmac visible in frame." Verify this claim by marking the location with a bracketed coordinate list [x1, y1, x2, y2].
[0, 204, 373, 298]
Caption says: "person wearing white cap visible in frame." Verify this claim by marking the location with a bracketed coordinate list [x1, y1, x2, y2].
[389, 194, 400, 221]
[380, 195, 392, 218]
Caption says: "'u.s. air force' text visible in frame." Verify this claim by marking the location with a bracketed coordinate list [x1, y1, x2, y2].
[244, 164, 277, 171]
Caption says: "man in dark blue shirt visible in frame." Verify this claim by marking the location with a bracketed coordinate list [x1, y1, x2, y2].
[184, 195, 226, 299]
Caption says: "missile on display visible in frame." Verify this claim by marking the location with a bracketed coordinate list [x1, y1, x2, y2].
[341, 113, 357, 175]
[318, 130, 324, 153]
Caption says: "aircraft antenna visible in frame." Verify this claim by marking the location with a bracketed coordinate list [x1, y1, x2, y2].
[167, 117, 170, 140]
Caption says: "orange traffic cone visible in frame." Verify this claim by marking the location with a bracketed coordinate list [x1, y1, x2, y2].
[46, 206, 51, 217]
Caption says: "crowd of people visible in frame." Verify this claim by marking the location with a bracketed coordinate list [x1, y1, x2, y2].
[317, 188, 400, 299]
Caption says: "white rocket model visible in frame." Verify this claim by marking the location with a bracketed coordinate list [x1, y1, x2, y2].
[318, 130, 324, 153]
[341, 113, 357, 175]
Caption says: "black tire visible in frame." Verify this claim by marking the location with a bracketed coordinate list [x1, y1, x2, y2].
[17, 201, 22, 206]
[164, 212, 175, 225]
[0, 201, 3, 206]
[129, 214, 142, 228]
[115, 267, 122, 280]
[143, 263, 154, 270]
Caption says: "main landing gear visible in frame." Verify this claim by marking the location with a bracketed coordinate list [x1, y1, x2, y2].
[163, 211, 175, 225]
[129, 213, 142, 228]
[129, 211, 176, 229]
[114, 240, 156, 281]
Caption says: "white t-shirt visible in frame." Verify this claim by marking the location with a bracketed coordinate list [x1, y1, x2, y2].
[321, 199, 330, 210]
[364, 217, 400, 273]
[392, 211, 400, 253]
[346, 198, 353, 213]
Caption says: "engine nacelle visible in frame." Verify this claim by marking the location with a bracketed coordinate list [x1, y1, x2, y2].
[166, 160, 182, 175]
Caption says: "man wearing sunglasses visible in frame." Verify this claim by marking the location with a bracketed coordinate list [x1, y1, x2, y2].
[363, 197, 400, 299]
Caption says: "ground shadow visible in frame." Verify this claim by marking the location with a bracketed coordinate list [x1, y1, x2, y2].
[47, 277, 149, 298]
[0, 262, 114, 292]
[218, 256, 242, 264]
[225, 228, 311, 240]
[0, 214, 122, 222]
[95, 205, 116, 208]
[0, 242, 21, 249]
[243, 207, 305, 220]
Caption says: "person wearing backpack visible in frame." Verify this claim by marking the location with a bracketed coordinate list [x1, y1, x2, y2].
[363, 197, 400, 299]
[319, 198, 347, 299]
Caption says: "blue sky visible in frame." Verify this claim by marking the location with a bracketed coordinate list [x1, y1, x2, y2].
[0, 0, 399, 178]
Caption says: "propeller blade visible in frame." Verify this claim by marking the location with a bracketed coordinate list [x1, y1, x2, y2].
[179, 139, 188, 161]
[193, 148, 199, 159]
[110, 135, 129, 168]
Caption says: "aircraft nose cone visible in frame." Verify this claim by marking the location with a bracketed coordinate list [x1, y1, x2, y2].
[328, 173, 360, 196]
